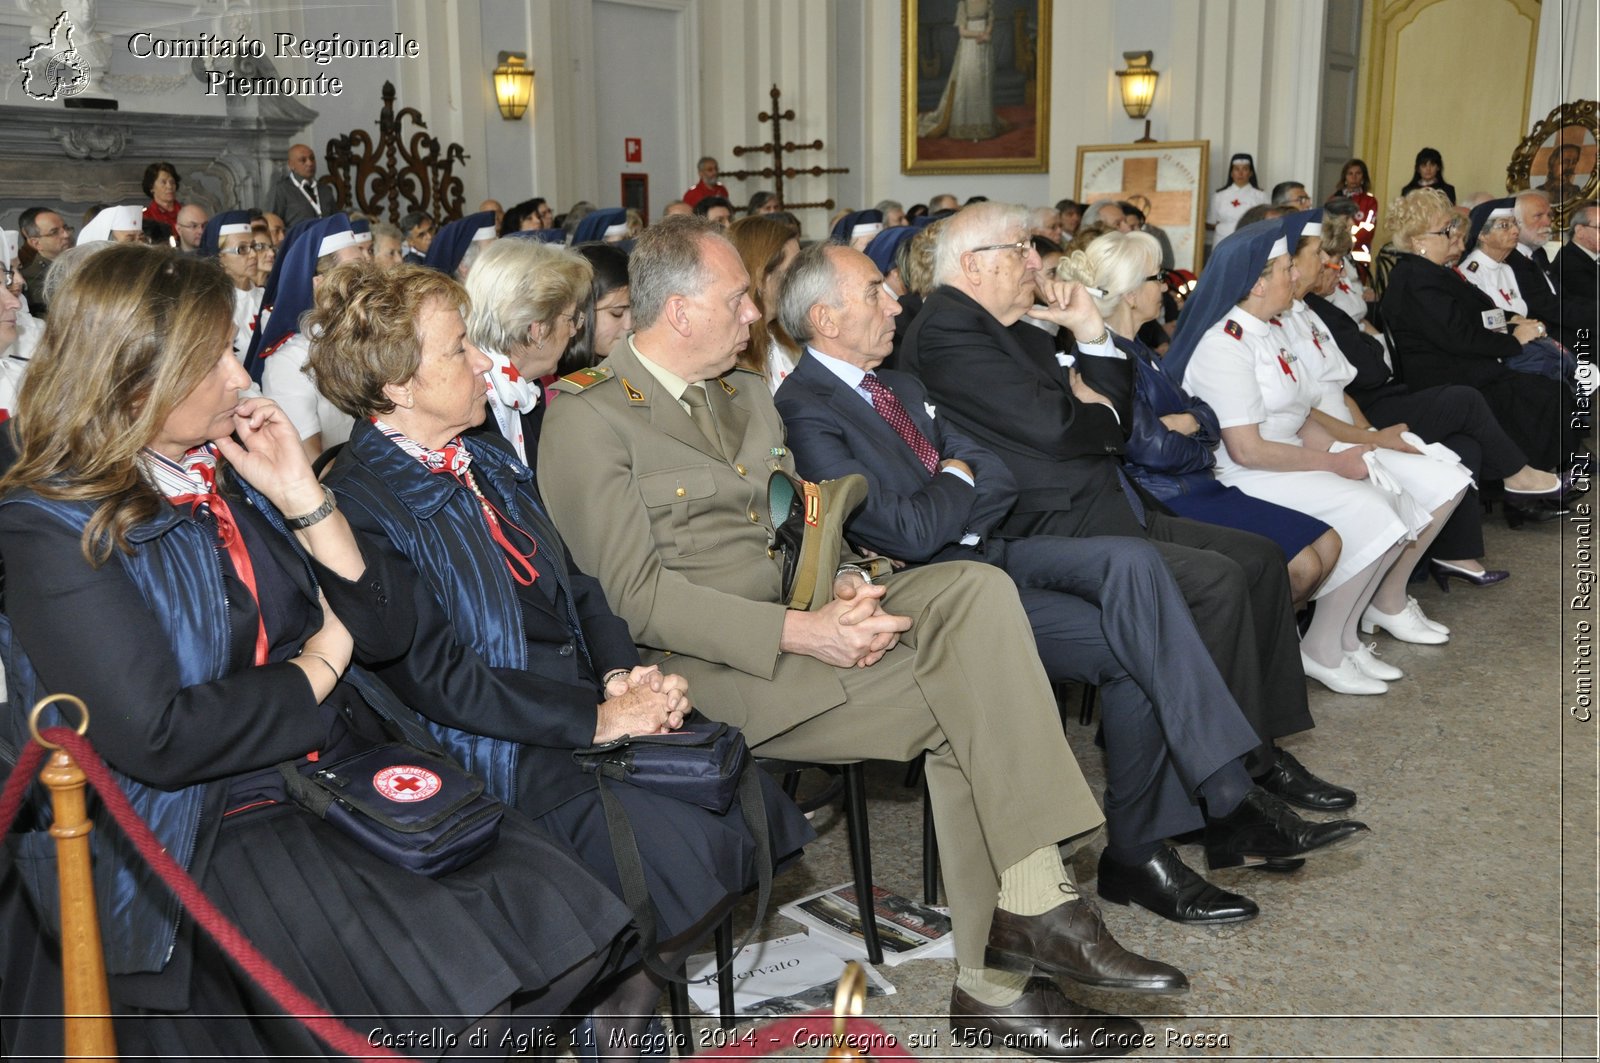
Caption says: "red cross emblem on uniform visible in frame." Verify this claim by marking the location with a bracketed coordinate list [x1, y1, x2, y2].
[392, 775, 421, 791]
[1231, 199, 1241, 208]
[1337, 281, 1351, 294]
[1498, 289, 1514, 306]
[1277, 352, 1296, 380]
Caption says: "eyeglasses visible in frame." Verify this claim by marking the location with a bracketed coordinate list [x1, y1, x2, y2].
[1291, 193, 1313, 207]
[968, 240, 1032, 259]
[1322, 257, 1346, 271]
[1, 267, 14, 287]
[560, 310, 584, 333]
[1144, 271, 1168, 285]
[1420, 222, 1463, 240]
[177, 222, 206, 231]
[221, 244, 259, 256]
[1485, 219, 1519, 232]
[35, 227, 67, 240]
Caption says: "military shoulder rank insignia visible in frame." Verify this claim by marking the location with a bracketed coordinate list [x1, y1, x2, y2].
[621, 377, 646, 402]
[552, 366, 614, 395]
[1224, 319, 1244, 340]
[1465, 260, 1479, 273]
[719, 377, 738, 395]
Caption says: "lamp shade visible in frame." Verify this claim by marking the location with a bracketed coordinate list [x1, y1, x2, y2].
[1116, 51, 1158, 120]
[493, 52, 534, 120]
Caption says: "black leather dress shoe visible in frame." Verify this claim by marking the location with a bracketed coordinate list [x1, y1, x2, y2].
[1097, 846, 1258, 924]
[986, 897, 1189, 994]
[1205, 788, 1369, 870]
[1256, 748, 1357, 811]
[951, 977, 1143, 1059]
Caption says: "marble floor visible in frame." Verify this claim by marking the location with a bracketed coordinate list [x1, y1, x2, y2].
[680, 506, 1598, 1062]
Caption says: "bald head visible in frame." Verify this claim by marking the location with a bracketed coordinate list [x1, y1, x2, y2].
[287, 143, 316, 180]
[175, 203, 209, 251]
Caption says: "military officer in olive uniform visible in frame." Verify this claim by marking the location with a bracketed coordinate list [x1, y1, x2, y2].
[539, 215, 1179, 1058]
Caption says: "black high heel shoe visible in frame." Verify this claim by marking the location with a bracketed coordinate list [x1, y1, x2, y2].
[1503, 500, 1564, 529]
[1430, 559, 1510, 591]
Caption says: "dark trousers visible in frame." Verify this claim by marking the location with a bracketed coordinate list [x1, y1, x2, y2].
[1000, 460, 1314, 774]
[981, 534, 1260, 847]
[1364, 384, 1527, 559]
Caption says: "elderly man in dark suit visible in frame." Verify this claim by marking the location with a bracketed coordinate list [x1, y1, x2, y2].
[541, 216, 1176, 1057]
[899, 202, 1356, 816]
[774, 241, 1366, 924]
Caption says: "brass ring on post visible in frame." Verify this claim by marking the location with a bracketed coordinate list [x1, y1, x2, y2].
[28, 693, 89, 751]
[831, 960, 866, 1043]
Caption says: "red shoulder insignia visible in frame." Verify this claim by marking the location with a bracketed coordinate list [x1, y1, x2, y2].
[1224, 319, 1243, 340]
[1465, 260, 1479, 273]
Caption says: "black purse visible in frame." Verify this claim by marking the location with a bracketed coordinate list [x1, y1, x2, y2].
[573, 719, 772, 982]
[280, 743, 505, 878]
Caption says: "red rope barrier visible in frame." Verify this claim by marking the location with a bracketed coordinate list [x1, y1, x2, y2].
[1, 728, 419, 1063]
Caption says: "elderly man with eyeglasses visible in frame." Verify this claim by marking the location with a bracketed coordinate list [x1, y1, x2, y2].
[900, 202, 1362, 823]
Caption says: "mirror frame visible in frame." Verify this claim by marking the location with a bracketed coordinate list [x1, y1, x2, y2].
[1507, 99, 1599, 234]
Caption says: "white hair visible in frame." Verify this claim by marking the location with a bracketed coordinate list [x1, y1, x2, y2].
[1054, 231, 1161, 318]
[932, 202, 1029, 287]
[1514, 190, 1550, 225]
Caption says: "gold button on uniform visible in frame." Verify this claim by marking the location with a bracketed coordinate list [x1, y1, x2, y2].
[675, 487, 686, 497]
[736, 464, 747, 476]
[748, 510, 760, 522]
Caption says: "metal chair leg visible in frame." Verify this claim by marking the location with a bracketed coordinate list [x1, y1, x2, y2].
[667, 973, 693, 1056]
[714, 916, 735, 1030]
[922, 779, 940, 904]
[1078, 684, 1097, 726]
[840, 763, 884, 964]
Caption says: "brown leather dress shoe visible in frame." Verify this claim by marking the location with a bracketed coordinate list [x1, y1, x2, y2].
[986, 897, 1189, 994]
[951, 977, 1144, 1059]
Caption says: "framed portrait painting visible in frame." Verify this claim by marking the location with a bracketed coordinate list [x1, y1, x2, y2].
[1076, 140, 1211, 273]
[902, 0, 1051, 174]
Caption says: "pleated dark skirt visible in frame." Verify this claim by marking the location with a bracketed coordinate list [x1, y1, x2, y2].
[1, 802, 633, 1062]
[534, 767, 815, 943]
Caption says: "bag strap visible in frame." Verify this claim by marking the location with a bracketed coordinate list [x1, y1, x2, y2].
[593, 764, 772, 987]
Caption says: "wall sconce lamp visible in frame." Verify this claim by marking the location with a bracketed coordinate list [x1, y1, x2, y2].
[1116, 51, 1159, 142]
[493, 51, 535, 120]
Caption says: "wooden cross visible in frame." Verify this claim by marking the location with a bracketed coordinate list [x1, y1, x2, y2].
[721, 84, 849, 213]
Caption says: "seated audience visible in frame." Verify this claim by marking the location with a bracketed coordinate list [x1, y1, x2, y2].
[0, 245, 636, 1059]
[1554, 199, 1600, 352]
[774, 242, 1364, 925]
[311, 259, 814, 1053]
[1305, 210, 1565, 559]
[692, 195, 733, 229]
[1167, 217, 1460, 696]
[424, 210, 499, 279]
[540, 215, 1182, 1057]
[1063, 230, 1340, 607]
[898, 203, 1358, 798]
[1378, 189, 1573, 474]
[563, 242, 634, 375]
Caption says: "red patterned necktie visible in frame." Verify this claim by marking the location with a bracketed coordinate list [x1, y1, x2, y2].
[860, 373, 940, 475]
[165, 450, 271, 667]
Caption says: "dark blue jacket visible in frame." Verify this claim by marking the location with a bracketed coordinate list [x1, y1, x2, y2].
[325, 418, 639, 814]
[1117, 332, 1225, 501]
[0, 478, 426, 977]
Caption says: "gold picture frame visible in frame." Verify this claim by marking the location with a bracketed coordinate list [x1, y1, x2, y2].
[1507, 99, 1599, 234]
[1075, 139, 1211, 273]
[901, 0, 1051, 175]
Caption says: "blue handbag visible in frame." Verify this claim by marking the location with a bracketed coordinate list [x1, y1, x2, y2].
[281, 743, 504, 878]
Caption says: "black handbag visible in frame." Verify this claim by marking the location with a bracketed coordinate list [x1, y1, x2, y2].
[573, 719, 749, 814]
[573, 719, 772, 983]
[280, 743, 505, 878]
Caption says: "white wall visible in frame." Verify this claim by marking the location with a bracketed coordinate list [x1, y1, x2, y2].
[852, 0, 1326, 218]
[1531, 0, 1600, 126]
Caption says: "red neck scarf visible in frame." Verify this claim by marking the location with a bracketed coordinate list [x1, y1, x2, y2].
[143, 446, 271, 666]
[374, 420, 541, 586]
